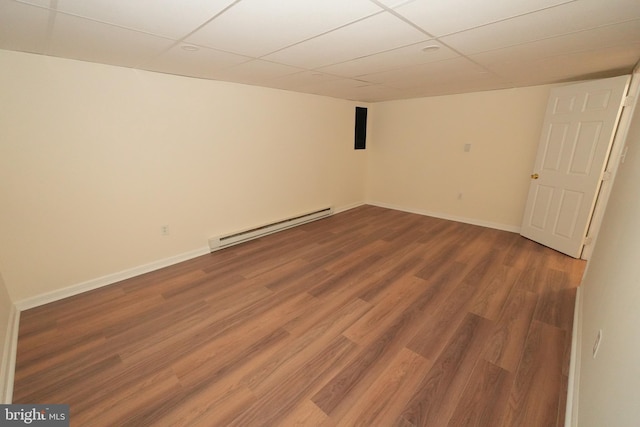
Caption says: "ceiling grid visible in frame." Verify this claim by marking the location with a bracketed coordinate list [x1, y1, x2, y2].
[1, 0, 638, 101]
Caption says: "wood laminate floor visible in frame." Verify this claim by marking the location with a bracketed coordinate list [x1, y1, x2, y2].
[13, 205, 586, 426]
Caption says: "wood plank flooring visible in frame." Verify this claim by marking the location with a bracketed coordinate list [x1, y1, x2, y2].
[13, 205, 586, 426]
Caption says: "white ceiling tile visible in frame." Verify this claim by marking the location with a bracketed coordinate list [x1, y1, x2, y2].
[53, 0, 236, 39]
[207, 59, 305, 85]
[360, 57, 492, 86]
[480, 43, 640, 85]
[441, 0, 640, 55]
[318, 40, 458, 78]
[139, 44, 252, 80]
[352, 86, 407, 103]
[300, 77, 370, 92]
[395, 0, 574, 37]
[471, 20, 640, 70]
[14, 0, 53, 7]
[408, 79, 515, 98]
[48, 12, 175, 68]
[532, 45, 640, 80]
[307, 84, 395, 102]
[0, 0, 51, 53]
[385, 72, 502, 91]
[374, 0, 417, 8]
[1, 0, 639, 101]
[186, 0, 382, 58]
[267, 71, 342, 90]
[264, 12, 428, 69]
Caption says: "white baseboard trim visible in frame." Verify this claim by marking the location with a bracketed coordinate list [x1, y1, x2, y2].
[15, 247, 211, 311]
[566, 286, 582, 427]
[334, 201, 366, 214]
[366, 201, 522, 233]
[1, 304, 20, 403]
[13, 203, 368, 311]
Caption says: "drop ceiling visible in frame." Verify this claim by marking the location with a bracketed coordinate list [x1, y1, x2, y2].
[1, 0, 639, 102]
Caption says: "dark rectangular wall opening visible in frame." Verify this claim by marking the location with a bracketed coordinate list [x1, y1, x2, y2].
[354, 106, 367, 150]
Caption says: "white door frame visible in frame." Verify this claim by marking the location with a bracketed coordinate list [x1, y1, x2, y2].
[581, 68, 640, 260]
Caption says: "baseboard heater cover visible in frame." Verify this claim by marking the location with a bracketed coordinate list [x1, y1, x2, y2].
[208, 207, 333, 251]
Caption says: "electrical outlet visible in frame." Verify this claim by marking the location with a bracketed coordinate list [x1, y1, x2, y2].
[161, 225, 170, 236]
[457, 192, 463, 200]
[592, 329, 602, 358]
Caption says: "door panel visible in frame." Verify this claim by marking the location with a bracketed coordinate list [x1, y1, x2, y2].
[543, 123, 569, 171]
[555, 189, 582, 238]
[530, 185, 554, 229]
[569, 121, 601, 175]
[521, 75, 630, 257]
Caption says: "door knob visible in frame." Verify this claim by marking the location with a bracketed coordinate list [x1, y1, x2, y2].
[531, 173, 539, 179]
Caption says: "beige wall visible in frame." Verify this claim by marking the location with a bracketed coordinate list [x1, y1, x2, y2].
[0, 271, 14, 403]
[366, 86, 552, 229]
[0, 272, 11, 342]
[0, 273, 11, 346]
[0, 50, 366, 302]
[0, 49, 571, 305]
[577, 76, 640, 426]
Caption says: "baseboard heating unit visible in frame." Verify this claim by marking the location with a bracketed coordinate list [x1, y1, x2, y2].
[208, 207, 333, 251]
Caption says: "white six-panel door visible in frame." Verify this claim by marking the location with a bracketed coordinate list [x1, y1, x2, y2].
[520, 75, 630, 258]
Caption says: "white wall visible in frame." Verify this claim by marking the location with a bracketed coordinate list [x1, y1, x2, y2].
[366, 86, 552, 230]
[0, 50, 366, 302]
[577, 76, 640, 426]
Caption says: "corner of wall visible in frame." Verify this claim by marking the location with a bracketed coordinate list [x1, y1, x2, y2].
[365, 200, 522, 233]
[1, 304, 20, 404]
[334, 201, 366, 214]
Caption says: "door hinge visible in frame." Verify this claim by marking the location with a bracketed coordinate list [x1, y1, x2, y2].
[601, 170, 612, 182]
[584, 236, 594, 246]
